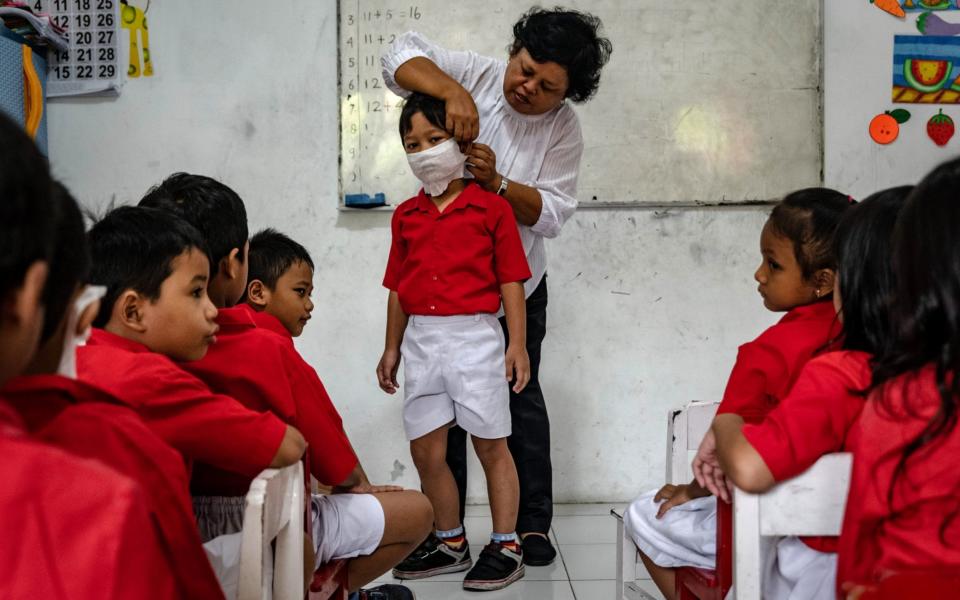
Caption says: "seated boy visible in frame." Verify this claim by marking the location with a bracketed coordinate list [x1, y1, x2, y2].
[141, 174, 432, 600]
[3, 183, 224, 599]
[375, 92, 532, 591]
[0, 113, 178, 599]
[77, 205, 306, 480]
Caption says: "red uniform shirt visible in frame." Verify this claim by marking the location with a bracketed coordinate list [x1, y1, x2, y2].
[77, 328, 287, 477]
[383, 183, 531, 316]
[184, 304, 357, 495]
[742, 350, 871, 554]
[838, 366, 960, 590]
[716, 301, 840, 424]
[2, 375, 225, 599]
[0, 401, 179, 600]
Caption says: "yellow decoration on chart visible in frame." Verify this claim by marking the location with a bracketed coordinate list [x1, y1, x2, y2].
[121, 0, 153, 78]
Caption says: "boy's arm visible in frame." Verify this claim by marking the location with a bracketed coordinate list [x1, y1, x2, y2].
[501, 281, 530, 393]
[377, 291, 408, 394]
[269, 425, 307, 468]
[712, 413, 776, 494]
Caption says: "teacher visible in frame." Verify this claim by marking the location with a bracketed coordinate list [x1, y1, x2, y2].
[381, 7, 612, 566]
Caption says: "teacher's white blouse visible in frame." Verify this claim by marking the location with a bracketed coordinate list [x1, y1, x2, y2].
[382, 31, 583, 298]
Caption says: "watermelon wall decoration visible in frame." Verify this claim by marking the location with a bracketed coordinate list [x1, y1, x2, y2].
[893, 35, 960, 103]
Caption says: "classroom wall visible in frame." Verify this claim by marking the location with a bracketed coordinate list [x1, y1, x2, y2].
[47, 0, 780, 503]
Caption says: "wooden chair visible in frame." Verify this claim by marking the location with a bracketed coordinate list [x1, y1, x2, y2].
[733, 453, 853, 600]
[238, 462, 306, 600]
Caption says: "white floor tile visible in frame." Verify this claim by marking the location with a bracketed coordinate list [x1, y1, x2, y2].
[552, 515, 619, 545]
[553, 503, 627, 517]
[402, 579, 575, 600]
[559, 543, 617, 580]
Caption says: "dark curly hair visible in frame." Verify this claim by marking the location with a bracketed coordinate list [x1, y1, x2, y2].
[509, 6, 612, 103]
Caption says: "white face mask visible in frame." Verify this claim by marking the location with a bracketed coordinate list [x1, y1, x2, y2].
[57, 285, 107, 379]
[405, 138, 466, 196]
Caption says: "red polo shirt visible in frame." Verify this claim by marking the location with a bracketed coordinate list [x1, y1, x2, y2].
[185, 304, 357, 495]
[0, 401, 179, 600]
[742, 350, 871, 553]
[716, 300, 840, 424]
[838, 366, 960, 591]
[77, 328, 288, 478]
[2, 375, 225, 599]
[383, 183, 531, 316]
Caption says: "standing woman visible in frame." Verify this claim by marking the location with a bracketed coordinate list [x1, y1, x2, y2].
[381, 7, 612, 567]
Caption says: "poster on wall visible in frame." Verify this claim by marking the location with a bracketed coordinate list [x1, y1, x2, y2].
[892, 34, 960, 102]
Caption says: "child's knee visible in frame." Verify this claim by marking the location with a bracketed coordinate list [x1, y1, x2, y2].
[471, 436, 509, 463]
[410, 438, 445, 472]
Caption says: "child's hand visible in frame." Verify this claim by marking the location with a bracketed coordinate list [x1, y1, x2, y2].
[376, 349, 401, 394]
[653, 481, 710, 519]
[336, 482, 404, 494]
[505, 343, 530, 393]
[692, 429, 731, 503]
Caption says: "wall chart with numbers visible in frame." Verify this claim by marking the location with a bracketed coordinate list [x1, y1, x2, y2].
[35, 0, 122, 97]
[337, 0, 823, 208]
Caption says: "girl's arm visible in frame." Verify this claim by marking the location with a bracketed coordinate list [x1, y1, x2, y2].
[500, 281, 529, 393]
[712, 413, 776, 494]
[376, 291, 408, 394]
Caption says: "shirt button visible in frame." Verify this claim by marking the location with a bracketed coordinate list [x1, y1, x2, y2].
[430, 305, 436, 311]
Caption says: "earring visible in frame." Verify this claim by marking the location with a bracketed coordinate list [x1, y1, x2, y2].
[815, 289, 821, 298]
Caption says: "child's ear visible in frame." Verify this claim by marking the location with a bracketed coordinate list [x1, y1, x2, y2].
[4, 261, 48, 328]
[813, 268, 836, 298]
[115, 290, 147, 333]
[220, 247, 242, 280]
[246, 279, 269, 309]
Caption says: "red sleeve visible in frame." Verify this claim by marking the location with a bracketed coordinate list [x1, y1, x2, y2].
[383, 207, 408, 291]
[742, 356, 865, 482]
[285, 350, 358, 486]
[716, 341, 787, 423]
[140, 363, 288, 477]
[489, 198, 531, 285]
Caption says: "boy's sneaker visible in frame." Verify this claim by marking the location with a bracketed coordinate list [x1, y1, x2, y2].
[357, 584, 416, 599]
[462, 541, 525, 591]
[392, 533, 472, 580]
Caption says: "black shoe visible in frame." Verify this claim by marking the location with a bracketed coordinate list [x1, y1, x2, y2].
[520, 533, 557, 566]
[392, 533, 472, 580]
[462, 541, 525, 591]
[358, 584, 416, 599]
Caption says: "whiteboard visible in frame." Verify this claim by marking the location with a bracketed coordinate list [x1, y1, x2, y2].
[337, 0, 823, 208]
[825, 2, 960, 199]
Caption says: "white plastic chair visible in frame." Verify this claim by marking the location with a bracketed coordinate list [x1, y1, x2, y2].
[733, 452, 853, 600]
[613, 401, 719, 600]
[238, 462, 306, 600]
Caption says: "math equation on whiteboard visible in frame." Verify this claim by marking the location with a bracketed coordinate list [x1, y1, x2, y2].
[338, 3, 425, 207]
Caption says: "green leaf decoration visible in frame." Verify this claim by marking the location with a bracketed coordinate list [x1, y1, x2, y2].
[888, 109, 912, 124]
[918, 12, 930, 33]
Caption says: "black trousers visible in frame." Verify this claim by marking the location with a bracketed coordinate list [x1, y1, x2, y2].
[445, 274, 552, 534]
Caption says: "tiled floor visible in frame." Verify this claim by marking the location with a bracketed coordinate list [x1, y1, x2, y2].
[372, 503, 665, 600]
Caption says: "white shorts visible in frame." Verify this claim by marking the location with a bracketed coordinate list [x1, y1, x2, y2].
[311, 493, 385, 566]
[763, 536, 837, 600]
[401, 313, 511, 441]
[624, 489, 716, 569]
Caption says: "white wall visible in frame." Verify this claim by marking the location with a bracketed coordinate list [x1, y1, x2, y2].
[48, 0, 781, 503]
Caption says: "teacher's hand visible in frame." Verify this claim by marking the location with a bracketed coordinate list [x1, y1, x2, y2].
[443, 85, 480, 142]
[464, 143, 501, 193]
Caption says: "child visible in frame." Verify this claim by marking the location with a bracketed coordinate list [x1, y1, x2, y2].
[143, 174, 431, 599]
[3, 182, 225, 599]
[375, 92, 532, 591]
[77, 206, 306, 479]
[624, 188, 852, 599]
[0, 113, 178, 599]
[838, 159, 960, 595]
[711, 187, 909, 599]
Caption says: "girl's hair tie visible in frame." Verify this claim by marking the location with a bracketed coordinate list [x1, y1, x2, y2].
[848, 195, 857, 204]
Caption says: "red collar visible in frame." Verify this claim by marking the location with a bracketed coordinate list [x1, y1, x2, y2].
[3, 373, 122, 406]
[215, 305, 257, 331]
[779, 300, 837, 324]
[246, 305, 293, 339]
[87, 328, 152, 353]
[403, 182, 490, 216]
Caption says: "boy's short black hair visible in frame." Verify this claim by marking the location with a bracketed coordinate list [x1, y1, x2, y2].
[246, 228, 314, 291]
[0, 113, 57, 301]
[87, 206, 207, 328]
[510, 7, 612, 103]
[399, 92, 447, 137]
[138, 172, 248, 278]
[41, 182, 91, 342]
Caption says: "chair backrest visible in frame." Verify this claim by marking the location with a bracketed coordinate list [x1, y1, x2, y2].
[733, 453, 853, 600]
[238, 462, 306, 600]
[667, 401, 719, 484]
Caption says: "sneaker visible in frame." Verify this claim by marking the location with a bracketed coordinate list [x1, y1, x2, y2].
[462, 541, 525, 591]
[358, 584, 416, 599]
[520, 533, 557, 566]
[392, 533, 472, 580]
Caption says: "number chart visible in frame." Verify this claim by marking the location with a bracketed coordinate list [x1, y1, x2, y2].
[338, 3, 424, 208]
[35, 0, 122, 97]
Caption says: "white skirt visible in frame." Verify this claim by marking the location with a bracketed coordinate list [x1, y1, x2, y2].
[624, 489, 716, 569]
[763, 536, 837, 600]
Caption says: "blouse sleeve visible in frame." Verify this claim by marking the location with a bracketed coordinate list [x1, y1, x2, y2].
[530, 109, 582, 239]
[381, 31, 502, 99]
